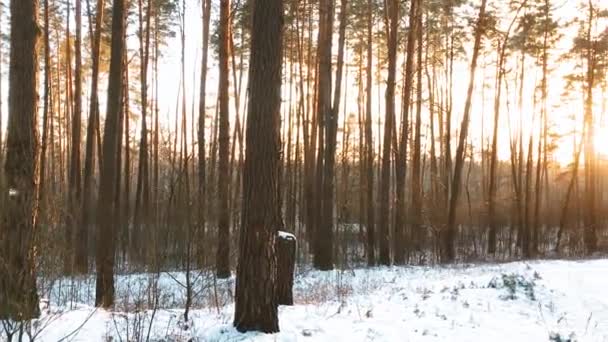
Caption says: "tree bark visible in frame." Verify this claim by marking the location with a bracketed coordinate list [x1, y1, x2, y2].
[39, 0, 51, 210]
[0, 0, 41, 321]
[233, 0, 284, 332]
[67, 0, 83, 274]
[216, 0, 231, 278]
[406, 0, 422, 259]
[95, 0, 128, 308]
[312, 0, 334, 270]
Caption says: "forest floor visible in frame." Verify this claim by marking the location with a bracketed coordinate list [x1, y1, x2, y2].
[9, 259, 608, 341]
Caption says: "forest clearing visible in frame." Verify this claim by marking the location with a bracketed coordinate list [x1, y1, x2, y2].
[13, 259, 608, 341]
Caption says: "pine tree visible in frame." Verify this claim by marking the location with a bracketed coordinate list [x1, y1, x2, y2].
[95, 0, 128, 308]
[216, 0, 231, 278]
[234, 0, 284, 332]
[0, 0, 41, 320]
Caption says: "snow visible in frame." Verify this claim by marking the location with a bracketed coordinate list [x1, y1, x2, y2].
[6, 259, 608, 341]
[278, 231, 297, 241]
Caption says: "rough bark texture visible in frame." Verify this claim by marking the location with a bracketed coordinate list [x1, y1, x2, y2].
[95, 0, 127, 308]
[0, 0, 41, 321]
[233, 0, 284, 332]
[216, 0, 231, 279]
[313, 0, 334, 270]
[318, 0, 346, 271]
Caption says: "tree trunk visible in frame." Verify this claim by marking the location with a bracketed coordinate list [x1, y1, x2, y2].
[198, 0, 211, 264]
[78, 0, 105, 274]
[378, 0, 399, 266]
[216, 0, 231, 278]
[312, 0, 334, 270]
[583, 1, 597, 253]
[233, 0, 284, 332]
[67, 0, 83, 274]
[0, 0, 41, 321]
[364, 0, 375, 266]
[407, 0, 422, 257]
[488, 1, 527, 256]
[443, 0, 487, 263]
[133, 0, 152, 263]
[39, 0, 51, 210]
[95, 0, 128, 308]
[0, 3, 2, 162]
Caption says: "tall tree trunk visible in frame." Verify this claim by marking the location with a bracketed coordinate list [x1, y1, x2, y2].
[62, 0, 74, 274]
[312, 0, 334, 270]
[442, 0, 487, 263]
[115, 53, 127, 262]
[533, 109, 543, 256]
[555, 127, 584, 252]
[378, 0, 399, 266]
[0, 3, 2, 163]
[583, 1, 597, 253]
[302, 0, 316, 259]
[523, 130, 534, 257]
[535, 0, 552, 255]
[66, 0, 83, 274]
[488, 47, 505, 257]
[133, 0, 152, 262]
[442, 5, 455, 213]
[216, 0, 231, 278]
[0, 0, 41, 320]
[319, 0, 346, 270]
[153, 18, 160, 231]
[95, 0, 127, 308]
[539, 0, 551, 255]
[198, 0, 211, 264]
[39, 0, 51, 209]
[488, 1, 527, 256]
[407, 0, 423, 258]
[233, 0, 283, 332]
[364, 0, 375, 266]
[425, 25, 439, 237]
[78, 0, 105, 274]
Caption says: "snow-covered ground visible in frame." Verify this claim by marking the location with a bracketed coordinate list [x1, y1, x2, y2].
[5, 259, 608, 341]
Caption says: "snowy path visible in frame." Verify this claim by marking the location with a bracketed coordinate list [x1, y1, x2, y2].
[14, 259, 608, 341]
